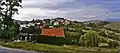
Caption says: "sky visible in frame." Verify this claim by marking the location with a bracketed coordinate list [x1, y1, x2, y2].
[13, 0, 120, 21]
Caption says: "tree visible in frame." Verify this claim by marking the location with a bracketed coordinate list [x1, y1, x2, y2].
[8, 22, 20, 40]
[34, 23, 41, 34]
[28, 26, 36, 34]
[21, 27, 28, 33]
[79, 30, 101, 47]
[65, 28, 84, 44]
[0, 0, 22, 39]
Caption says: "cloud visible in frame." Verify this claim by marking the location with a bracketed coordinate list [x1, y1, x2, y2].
[13, 0, 120, 21]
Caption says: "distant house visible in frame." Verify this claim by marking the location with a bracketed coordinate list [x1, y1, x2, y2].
[54, 21, 59, 25]
[41, 28, 64, 37]
[20, 22, 35, 28]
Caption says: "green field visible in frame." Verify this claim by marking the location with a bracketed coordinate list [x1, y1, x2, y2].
[104, 22, 120, 31]
[1, 42, 118, 53]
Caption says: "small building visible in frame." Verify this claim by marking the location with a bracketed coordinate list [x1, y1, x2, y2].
[41, 28, 64, 37]
[54, 21, 59, 25]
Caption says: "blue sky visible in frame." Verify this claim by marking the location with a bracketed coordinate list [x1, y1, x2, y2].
[13, 0, 120, 21]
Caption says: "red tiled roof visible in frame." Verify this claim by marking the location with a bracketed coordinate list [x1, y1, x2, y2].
[41, 28, 64, 37]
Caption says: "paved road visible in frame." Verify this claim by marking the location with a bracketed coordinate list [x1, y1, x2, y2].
[0, 46, 41, 53]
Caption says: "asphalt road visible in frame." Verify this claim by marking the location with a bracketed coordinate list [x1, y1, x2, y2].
[0, 46, 41, 53]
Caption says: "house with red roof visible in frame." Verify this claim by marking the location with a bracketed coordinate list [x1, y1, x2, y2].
[41, 28, 65, 37]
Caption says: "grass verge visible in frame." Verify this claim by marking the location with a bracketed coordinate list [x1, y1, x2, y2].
[1, 42, 118, 53]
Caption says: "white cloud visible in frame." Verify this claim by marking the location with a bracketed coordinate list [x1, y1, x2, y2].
[22, 0, 75, 8]
[13, 0, 120, 21]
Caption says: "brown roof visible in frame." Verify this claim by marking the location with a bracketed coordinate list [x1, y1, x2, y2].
[41, 28, 64, 37]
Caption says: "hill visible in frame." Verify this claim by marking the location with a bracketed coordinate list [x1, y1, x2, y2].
[104, 22, 120, 31]
[14, 18, 120, 48]
[105, 18, 120, 22]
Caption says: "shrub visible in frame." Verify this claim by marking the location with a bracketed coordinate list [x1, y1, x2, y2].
[99, 43, 109, 48]
[108, 41, 119, 48]
[35, 35, 72, 45]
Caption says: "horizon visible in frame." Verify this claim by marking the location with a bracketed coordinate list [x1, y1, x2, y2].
[13, 0, 120, 22]
[14, 18, 120, 22]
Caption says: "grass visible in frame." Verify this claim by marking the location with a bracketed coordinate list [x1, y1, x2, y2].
[104, 22, 120, 31]
[1, 42, 119, 53]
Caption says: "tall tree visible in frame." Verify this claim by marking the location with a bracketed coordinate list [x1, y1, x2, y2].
[0, 0, 22, 39]
[79, 30, 101, 47]
[28, 26, 36, 34]
[8, 22, 20, 40]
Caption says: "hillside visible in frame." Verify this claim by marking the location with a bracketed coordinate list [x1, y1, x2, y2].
[104, 22, 120, 31]
[105, 18, 120, 22]
[3, 18, 119, 49]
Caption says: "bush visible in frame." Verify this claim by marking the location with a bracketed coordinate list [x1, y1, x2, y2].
[99, 43, 109, 48]
[36, 35, 72, 45]
[79, 30, 101, 47]
[108, 41, 119, 48]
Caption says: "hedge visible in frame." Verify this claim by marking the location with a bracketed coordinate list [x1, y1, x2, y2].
[35, 35, 72, 45]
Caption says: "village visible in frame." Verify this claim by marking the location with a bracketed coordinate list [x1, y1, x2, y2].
[17, 18, 71, 41]
[0, 17, 119, 53]
[0, 0, 119, 53]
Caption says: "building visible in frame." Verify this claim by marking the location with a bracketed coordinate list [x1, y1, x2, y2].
[54, 21, 59, 25]
[41, 28, 64, 37]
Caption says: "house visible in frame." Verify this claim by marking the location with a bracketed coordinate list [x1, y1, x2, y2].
[50, 20, 55, 24]
[20, 22, 35, 28]
[54, 21, 59, 25]
[41, 28, 64, 37]
[63, 20, 71, 25]
[40, 21, 46, 29]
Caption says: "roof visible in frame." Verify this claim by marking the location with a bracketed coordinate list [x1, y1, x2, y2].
[41, 28, 64, 37]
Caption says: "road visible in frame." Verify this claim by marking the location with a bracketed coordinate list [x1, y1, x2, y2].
[0, 46, 41, 53]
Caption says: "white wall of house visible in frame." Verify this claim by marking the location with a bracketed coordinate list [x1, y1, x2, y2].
[54, 22, 59, 25]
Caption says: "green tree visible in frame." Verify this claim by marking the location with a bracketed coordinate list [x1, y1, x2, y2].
[8, 22, 20, 40]
[34, 23, 41, 34]
[79, 30, 101, 47]
[65, 29, 84, 44]
[28, 26, 36, 34]
[21, 27, 28, 33]
[0, 0, 22, 39]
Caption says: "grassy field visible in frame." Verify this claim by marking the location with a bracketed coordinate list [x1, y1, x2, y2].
[1, 42, 118, 53]
[104, 22, 120, 31]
